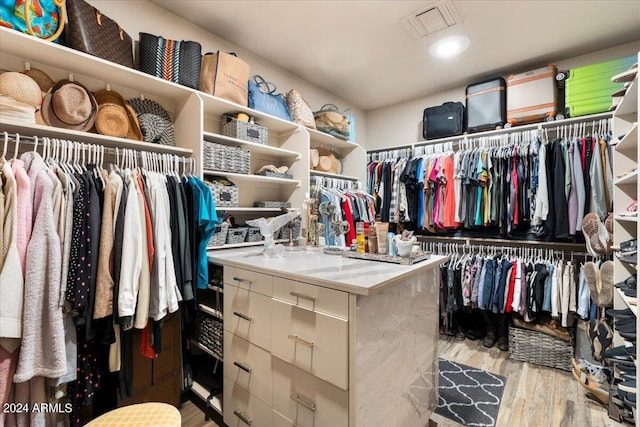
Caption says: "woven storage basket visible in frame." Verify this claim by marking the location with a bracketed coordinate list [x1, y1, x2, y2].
[227, 227, 249, 245]
[208, 222, 229, 247]
[246, 227, 263, 242]
[202, 141, 250, 174]
[277, 217, 301, 240]
[254, 201, 291, 209]
[508, 326, 574, 371]
[222, 114, 268, 145]
[195, 313, 223, 359]
[207, 179, 239, 208]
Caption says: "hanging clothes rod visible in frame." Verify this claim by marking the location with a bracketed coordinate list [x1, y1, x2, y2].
[416, 235, 587, 251]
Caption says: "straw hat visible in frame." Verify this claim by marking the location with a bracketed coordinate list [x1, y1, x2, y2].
[0, 71, 42, 107]
[315, 147, 339, 174]
[23, 68, 55, 93]
[93, 89, 143, 140]
[42, 79, 97, 131]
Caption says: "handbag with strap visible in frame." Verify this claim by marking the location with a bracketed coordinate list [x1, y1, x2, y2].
[314, 104, 350, 140]
[286, 89, 315, 129]
[0, 0, 65, 42]
[200, 51, 250, 106]
[65, 0, 134, 68]
[139, 32, 202, 89]
[248, 75, 291, 121]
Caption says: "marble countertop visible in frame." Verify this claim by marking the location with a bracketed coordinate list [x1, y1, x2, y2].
[207, 247, 448, 295]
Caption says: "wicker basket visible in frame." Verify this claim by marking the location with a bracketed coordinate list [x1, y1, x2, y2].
[202, 141, 251, 174]
[246, 227, 263, 242]
[194, 313, 223, 359]
[221, 115, 268, 145]
[277, 217, 301, 240]
[208, 222, 229, 247]
[227, 227, 249, 245]
[207, 179, 239, 208]
[508, 326, 574, 371]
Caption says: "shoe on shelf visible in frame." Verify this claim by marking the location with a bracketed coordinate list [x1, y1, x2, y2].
[622, 288, 638, 298]
[618, 379, 637, 394]
[612, 239, 638, 255]
[612, 63, 638, 84]
[618, 329, 637, 341]
[608, 307, 635, 319]
[614, 275, 637, 290]
[618, 200, 638, 217]
[604, 345, 635, 361]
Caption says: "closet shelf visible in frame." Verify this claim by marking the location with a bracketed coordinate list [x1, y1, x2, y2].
[615, 78, 638, 118]
[615, 288, 638, 317]
[215, 207, 285, 213]
[614, 170, 638, 186]
[0, 28, 193, 100]
[198, 304, 223, 320]
[202, 132, 300, 160]
[203, 170, 301, 186]
[308, 128, 359, 151]
[310, 170, 359, 181]
[190, 338, 223, 363]
[614, 215, 639, 223]
[207, 239, 289, 251]
[1, 119, 194, 156]
[191, 380, 223, 416]
[614, 122, 638, 152]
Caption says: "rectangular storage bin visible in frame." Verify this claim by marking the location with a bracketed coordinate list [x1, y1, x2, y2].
[227, 227, 249, 245]
[221, 114, 268, 145]
[508, 326, 574, 371]
[202, 141, 251, 174]
[207, 179, 239, 208]
[195, 313, 224, 360]
[208, 222, 230, 247]
[246, 227, 263, 242]
[254, 201, 291, 208]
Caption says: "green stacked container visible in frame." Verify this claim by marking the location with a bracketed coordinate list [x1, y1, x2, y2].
[564, 56, 635, 117]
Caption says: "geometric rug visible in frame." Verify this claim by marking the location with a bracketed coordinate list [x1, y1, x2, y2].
[434, 359, 506, 427]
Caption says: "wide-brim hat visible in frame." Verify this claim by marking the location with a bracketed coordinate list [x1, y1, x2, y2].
[128, 98, 175, 146]
[23, 68, 55, 93]
[94, 89, 143, 141]
[315, 147, 339, 174]
[0, 71, 42, 107]
[0, 95, 36, 124]
[42, 79, 97, 132]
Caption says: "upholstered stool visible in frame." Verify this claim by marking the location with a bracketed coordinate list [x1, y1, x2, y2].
[84, 402, 181, 427]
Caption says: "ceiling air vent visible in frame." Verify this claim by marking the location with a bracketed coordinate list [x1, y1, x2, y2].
[401, 1, 463, 39]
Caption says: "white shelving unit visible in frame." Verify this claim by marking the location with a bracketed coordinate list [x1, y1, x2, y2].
[612, 51, 638, 420]
[308, 127, 367, 184]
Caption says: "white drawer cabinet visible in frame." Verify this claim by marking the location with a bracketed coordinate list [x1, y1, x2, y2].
[225, 265, 273, 297]
[224, 284, 272, 351]
[224, 331, 273, 406]
[224, 378, 272, 427]
[272, 277, 349, 319]
[271, 299, 348, 390]
[272, 357, 349, 427]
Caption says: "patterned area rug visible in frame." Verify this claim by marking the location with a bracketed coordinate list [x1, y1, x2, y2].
[434, 359, 506, 427]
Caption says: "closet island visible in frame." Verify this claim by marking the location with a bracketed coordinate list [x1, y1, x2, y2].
[207, 247, 447, 427]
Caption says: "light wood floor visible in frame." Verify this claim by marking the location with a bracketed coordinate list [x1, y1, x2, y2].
[180, 335, 627, 427]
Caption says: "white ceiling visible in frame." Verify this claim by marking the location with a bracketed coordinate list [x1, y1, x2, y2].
[150, 0, 640, 111]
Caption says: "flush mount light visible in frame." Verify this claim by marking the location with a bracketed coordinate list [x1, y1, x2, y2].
[429, 35, 470, 58]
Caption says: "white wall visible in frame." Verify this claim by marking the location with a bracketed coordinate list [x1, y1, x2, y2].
[365, 40, 640, 151]
[88, 0, 367, 144]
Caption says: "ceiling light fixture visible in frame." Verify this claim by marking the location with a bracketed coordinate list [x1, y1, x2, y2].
[429, 35, 470, 58]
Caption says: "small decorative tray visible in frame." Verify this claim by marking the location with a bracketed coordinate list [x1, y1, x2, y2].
[342, 251, 431, 265]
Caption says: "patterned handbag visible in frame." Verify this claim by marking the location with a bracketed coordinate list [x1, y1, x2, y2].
[0, 0, 65, 42]
[65, 0, 134, 68]
[286, 89, 316, 129]
[248, 75, 291, 121]
[313, 104, 350, 140]
[138, 32, 202, 89]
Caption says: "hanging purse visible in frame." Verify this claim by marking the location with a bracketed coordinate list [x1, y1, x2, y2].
[248, 75, 291, 121]
[286, 89, 316, 129]
[313, 104, 350, 140]
[199, 51, 250, 106]
[0, 0, 65, 42]
[139, 32, 202, 89]
[65, 0, 134, 68]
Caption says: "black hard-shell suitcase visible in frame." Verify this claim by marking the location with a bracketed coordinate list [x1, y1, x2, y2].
[422, 102, 465, 140]
[466, 77, 506, 133]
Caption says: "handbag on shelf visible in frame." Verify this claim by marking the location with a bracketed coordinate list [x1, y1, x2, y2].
[314, 104, 350, 140]
[343, 108, 356, 142]
[286, 89, 316, 129]
[199, 51, 250, 106]
[65, 0, 134, 68]
[139, 32, 202, 89]
[0, 0, 65, 42]
[248, 75, 291, 121]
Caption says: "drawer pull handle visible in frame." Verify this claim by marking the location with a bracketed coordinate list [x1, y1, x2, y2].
[233, 311, 252, 321]
[233, 410, 253, 425]
[290, 291, 316, 302]
[233, 277, 253, 285]
[288, 334, 314, 348]
[234, 361, 252, 373]
[290, 393, 317, 412]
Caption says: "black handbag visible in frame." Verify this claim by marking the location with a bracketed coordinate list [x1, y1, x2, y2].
[422, 102, 465, 140]
[138, 32, 202, 89]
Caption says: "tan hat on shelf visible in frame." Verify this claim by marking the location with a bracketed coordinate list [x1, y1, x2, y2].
[315, 147, 339, 174]
[94, 89, 143, 140]
[42, 79, 97, 132]
[23, 68, 55, 93]
[0, 71, 42, 107]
